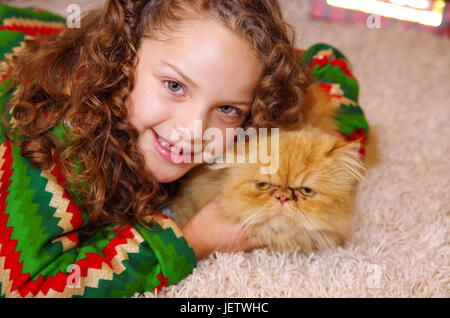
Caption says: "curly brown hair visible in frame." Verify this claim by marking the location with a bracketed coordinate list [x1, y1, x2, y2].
[1, 0, 311, 238]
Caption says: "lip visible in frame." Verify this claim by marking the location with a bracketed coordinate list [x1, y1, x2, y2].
[150, 128, 195, 164]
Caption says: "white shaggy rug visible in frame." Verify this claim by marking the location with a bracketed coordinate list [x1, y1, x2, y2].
[8, 0, 449, 297]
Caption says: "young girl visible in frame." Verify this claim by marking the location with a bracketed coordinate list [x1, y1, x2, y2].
[0, 0, 311, 297]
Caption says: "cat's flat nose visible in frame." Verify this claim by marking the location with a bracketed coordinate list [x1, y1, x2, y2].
[276, 195, 290, 204]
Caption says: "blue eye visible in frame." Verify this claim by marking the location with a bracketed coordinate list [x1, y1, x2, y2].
[218, 105, 240, 117]
[165, 80, 185, 95]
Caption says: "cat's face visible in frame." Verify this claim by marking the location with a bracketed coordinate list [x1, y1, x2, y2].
[216, 126, 365, 252]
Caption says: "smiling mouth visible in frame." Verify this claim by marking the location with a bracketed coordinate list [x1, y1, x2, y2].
[152, 129, 190, 155]
[150, 128, 207, 166]
[156, 134, 183, 154]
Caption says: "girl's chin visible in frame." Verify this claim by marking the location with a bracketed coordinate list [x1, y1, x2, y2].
[150, 162, 199, 183]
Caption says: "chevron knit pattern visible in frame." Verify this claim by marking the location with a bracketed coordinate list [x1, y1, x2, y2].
[0, 5, 196, 298]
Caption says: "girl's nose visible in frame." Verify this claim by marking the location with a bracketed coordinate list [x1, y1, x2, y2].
[173, 109, 209, 147]
[174, 106, 208, 134]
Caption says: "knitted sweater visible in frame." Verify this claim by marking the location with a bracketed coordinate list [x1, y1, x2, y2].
[0, 5, 196, 298]
[0, 5, 369, 298]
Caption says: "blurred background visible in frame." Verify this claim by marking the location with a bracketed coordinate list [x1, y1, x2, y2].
[3, 0, 449, 34]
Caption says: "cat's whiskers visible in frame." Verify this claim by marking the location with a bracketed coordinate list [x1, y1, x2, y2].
[247, 200, 278, 227]
[214, 213, 258, 253]
[242, 210, 266, 232]
[294, 212, 331, 249]
[285, 205, 330, 250]
[214, 205, 269, 254]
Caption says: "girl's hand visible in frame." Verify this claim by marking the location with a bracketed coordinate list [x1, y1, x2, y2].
[181, 195, 266, 259]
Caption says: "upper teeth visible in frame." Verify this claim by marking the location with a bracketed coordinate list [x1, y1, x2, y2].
[158, 136, 179, 153]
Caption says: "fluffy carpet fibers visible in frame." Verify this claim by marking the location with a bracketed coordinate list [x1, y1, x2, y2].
[10, 0, 449, 297]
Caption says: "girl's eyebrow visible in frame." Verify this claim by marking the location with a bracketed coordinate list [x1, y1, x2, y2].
[160, 60, 198, 89]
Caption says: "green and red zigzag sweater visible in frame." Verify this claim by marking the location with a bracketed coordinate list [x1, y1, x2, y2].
[0, 5, 197, 298]
[0, 5, 369, 298]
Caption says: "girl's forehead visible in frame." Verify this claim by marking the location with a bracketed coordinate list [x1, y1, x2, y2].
[139, 18, 263, 95]
[143, 18, 255, 54]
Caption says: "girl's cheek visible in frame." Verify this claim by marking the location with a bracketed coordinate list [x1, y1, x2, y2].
[225, 129, 235, 148]
[204, 117, 237, 151]
[128, 90, 169, 132]
[216, 125, 238, 153]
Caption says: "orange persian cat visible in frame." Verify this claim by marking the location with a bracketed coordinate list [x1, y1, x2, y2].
[166, 84, 366, 253]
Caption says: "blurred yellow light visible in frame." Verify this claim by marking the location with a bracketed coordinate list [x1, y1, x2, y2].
[389, 0, 430, 10]
[326, 0, 444, 27]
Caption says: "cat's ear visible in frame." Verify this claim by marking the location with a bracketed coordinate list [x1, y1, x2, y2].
[327, 139, 366, 181]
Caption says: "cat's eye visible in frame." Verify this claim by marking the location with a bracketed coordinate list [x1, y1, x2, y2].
[299, 187, 316, 197]
[256, 182, 272, 190]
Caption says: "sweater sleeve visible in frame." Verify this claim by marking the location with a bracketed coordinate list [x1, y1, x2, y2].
[295, 43, 370, 156]
[0, 136, 196, 298]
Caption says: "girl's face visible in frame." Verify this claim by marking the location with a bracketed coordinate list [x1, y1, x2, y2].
[127, 18, 263, 183]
